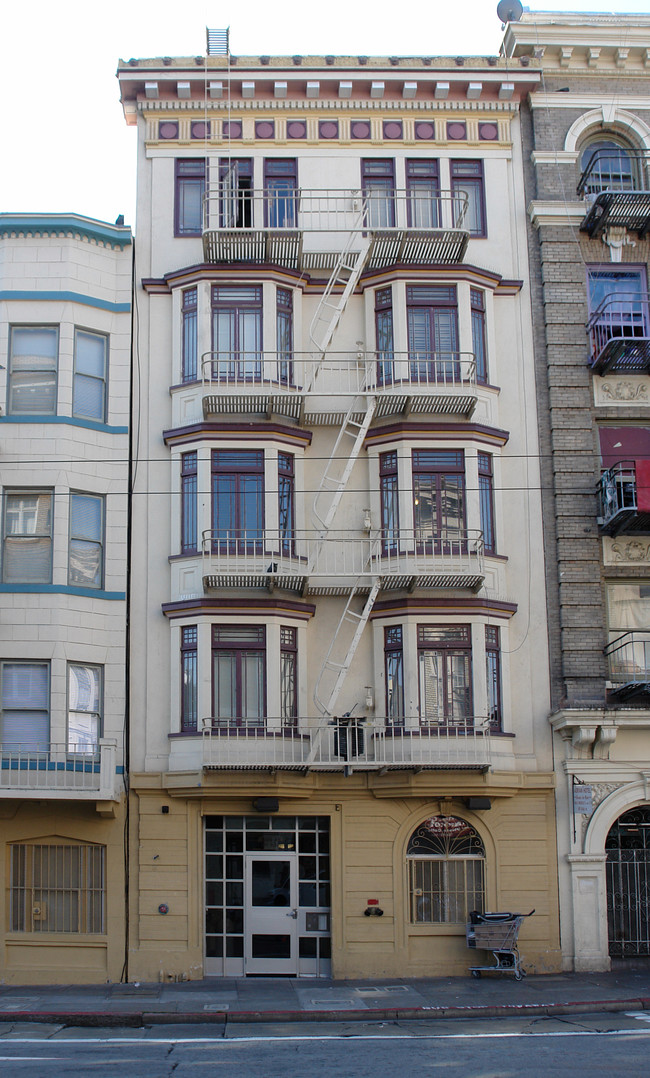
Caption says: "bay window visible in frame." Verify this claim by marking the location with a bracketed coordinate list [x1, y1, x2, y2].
[181, 287, 198, 382]
[407, 285, 459, 382]
[212, 625, 266, 727]
[73, 329, 107, 421]
[0, 661, 49, 751]
[181, 451, 198, 554]
[68, 663, 102, 753]
[212, 449, 264, 550]
[412, 449, 465, 552]
[68, 492, 104, 589]
[212, 285, 262, 381]
[384, 625, 405, 724]
[418, 625, 472, 728]
[3, 490, 53, 585]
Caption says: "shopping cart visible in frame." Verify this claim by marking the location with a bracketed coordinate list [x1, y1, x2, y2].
[466, 909, 535, 980]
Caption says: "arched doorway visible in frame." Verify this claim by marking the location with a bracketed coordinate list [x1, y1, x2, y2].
[606, 807, 650, 958]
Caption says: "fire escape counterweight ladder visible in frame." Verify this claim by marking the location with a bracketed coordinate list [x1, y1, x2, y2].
[312, 576, 383, 726]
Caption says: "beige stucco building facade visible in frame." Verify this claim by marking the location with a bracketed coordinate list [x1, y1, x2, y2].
[119, 41, 561, 981]
[0, 215, 132, 983]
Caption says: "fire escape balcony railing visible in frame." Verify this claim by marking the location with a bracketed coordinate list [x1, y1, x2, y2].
[0, 739, 117, 799]
[578, 149, 650, 237]
[605, 631, 650, 701]
[201, 715, 491, 772]
[598, 460, 650, 536]
[587, 293, 650, 373]
[200, 350, 478, 421]
[202, 187, 469, 267]
[201, 529, 485, 593]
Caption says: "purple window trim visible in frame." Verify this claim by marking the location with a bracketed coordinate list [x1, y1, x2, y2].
[406, 159, 440, 229]
[485, 624, 502, 733]
[175, 159, 206, 237]
[362, 158, 396, 228]
[417, 623, 473, 729]
[181, 451, 198, 554]
[280, 625, 298, 726]
[264, 158, 298, 228]
[451, 159, 487, 237]
[384, 624, 405, 725]
[211, 624, 267, 726]
[180, 625, 198, 733]
[478, 451, 495, 555]
[380, 449, 399, 554]
[471, 287, 488, 384]
[181, 286, 198, 382]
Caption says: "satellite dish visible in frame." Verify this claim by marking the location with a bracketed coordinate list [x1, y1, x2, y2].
[497, 0, 523, 23]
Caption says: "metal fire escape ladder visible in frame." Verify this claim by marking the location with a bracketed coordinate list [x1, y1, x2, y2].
[311, 576, 383, 733]
[308, 223, 374, 361]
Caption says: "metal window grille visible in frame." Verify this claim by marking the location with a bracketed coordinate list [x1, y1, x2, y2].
[10, 844, 105, 933]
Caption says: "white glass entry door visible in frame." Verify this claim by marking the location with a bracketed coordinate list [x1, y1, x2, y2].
[244, 853, 299, 974]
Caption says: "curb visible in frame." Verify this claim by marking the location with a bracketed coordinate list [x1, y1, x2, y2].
[0, 997, 648, 1027]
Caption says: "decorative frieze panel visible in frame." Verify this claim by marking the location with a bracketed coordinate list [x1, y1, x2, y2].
[593, 377, 650, 407]
[604, 535, 650, 565]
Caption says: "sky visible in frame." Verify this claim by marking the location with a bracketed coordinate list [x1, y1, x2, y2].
[1, 0, 649, 228]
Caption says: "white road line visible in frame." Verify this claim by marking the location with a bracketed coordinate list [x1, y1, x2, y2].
[0, 1028, 650, 1046]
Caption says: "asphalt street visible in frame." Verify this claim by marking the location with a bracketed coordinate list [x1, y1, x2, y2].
[1, 1011, 650, 1077]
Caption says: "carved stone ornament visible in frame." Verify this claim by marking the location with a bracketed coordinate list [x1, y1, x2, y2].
[602, 226, 636, 262]
[611, 537, 650, 563]
[600, 380, 649, 403]
[578, 780, 625, 840]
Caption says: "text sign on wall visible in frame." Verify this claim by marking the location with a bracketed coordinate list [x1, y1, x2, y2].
[573, 785, 594, 815]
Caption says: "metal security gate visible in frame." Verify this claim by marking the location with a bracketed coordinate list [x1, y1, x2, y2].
[606, 807, 650, 957]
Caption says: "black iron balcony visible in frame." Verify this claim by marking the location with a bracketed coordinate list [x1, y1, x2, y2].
[598, 460, 650, 536]
[587, 292, 650, 373]
[605, 631, 650, 702]
[202, 186, 470, 268]
[578, 149, 650, 238]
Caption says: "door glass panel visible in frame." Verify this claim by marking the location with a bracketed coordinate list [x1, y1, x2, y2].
[252, 934, 291, 958]
[251, 859, 291, 906]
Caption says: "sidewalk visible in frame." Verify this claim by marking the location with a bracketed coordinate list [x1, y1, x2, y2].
[0, 969, 649, 1026]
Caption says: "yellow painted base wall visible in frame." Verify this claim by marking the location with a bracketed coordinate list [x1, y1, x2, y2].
[0, 799, 127, 985]
[128, 772, 562, 982]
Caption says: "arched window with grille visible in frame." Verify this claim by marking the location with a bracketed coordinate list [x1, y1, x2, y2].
[579, 138, 638, 196]
[407, 815, 485, 924]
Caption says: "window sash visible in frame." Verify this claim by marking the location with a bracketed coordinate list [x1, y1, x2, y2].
[1, 661, 50, 750]
[73, 330, 107, 421]
[451, 161, 486, 236]
[8, 327, 58, 415]
[68, 663, 102, 753]
[182, 289, 198, 382]
[175, 160, 205, 235]
[68, 493, 103, 589]
[418, 648, 472, 726]
[3, 492, 53, 584]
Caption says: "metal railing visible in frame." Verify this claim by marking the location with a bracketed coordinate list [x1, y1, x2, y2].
[578, 148, 650, 198]
[200, 350, 477, 395]
[598, 461, 639, 530]
[0, 739, 117, 797]
[203, 186, 468, 235]
[201, 529, 485, 586]
[587, 293, 650, 372]
[201, 715, 491, 770]
[605, 631, 650, 686]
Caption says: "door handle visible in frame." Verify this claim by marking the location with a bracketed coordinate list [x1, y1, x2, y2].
[286, 908, 298, 919]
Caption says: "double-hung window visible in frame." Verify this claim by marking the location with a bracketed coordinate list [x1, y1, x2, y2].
[412, 449, 465, 553]
[451, 160, 486, 236]
[68, 663, 102, 753]
[276, 287, 293, 384]
[73, 329, 107, 421]
[362, 159, 395, 227]
[10, 842, 105, 933]
[181, 287, 198, 383]
[407, 285, 460, 383]
[68, 493, 104, 589]
[418, 625, 472, 728]
[384, 626, 405, 725]
[212, 625, 266, 727]
[0, 661, 49, 751]
[471, 288, 488, 384]
[8, 326, 58, 415]
[280, 626, 298, 726]
[181, 626, 198, 733]
[220, 157, 253, 227]
[264, 159, 297, 227]
[375, 287, 395, 385]
[406, 159, 440, 228]
[212, 449, 264, 551]
[380, 450, 400, 552]
[175, 159, 205, 236]
[485, 626, 502, 733]
[478, 452, 495, 555]
[180, 451, 198, 554]
[3, 490, 53, 584]
[278, 452, 295, 555]
[212, 285, 262, 381]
